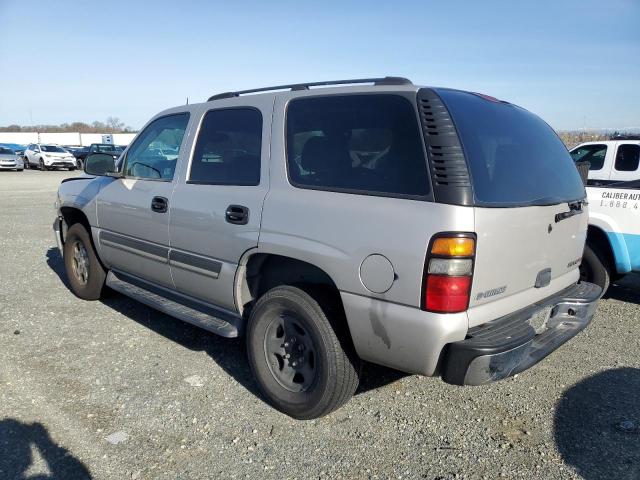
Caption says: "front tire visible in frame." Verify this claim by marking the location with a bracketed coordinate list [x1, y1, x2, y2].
[39, 159, 47, 171]
[580, 243, 610, 296]
[63, 223, 106, 300]
[247, 285, 361, 419]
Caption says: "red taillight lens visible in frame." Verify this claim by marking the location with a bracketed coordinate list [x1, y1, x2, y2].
[425, 275, 472, 313]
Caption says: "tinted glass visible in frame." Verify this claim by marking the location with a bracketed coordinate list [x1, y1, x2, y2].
[0, 147, 13, 154]
[286, 95, 429, 197]
[438, 89, 585, 206]
[570, 144, 607, 170]
[124, 113, 189, 180]
[189, 108, 262, 185]
[614, 144, 640, 172]
[94, 144, 122, 153]
[41, 145, 66, 153]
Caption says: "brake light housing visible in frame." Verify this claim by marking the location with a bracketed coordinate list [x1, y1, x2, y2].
[422, 233, 476, 313]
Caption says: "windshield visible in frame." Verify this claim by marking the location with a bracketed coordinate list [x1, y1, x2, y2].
[0, 147, 14, 154]
[437, 89, 585, 206]
[41, 145, 67, 153]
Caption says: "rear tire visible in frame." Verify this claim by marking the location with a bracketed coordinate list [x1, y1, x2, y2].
[247, 285, 361, 419]
[63, 223, 106, 300]
[580, 243, 610, 296]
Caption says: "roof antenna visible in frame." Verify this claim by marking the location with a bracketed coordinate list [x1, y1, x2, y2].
[186, 97, 189, 105]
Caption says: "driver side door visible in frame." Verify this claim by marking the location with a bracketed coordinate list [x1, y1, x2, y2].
[95, 112, 191, 288]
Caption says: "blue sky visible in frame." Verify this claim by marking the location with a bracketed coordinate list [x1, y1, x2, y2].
[0, 0, 638, 131]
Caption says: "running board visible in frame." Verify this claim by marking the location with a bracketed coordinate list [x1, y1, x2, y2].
[106, 271, 242, 338]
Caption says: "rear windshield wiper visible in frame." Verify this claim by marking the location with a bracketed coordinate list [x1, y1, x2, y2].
[555, 200, 584, 223]
[528, 196, 565, 206]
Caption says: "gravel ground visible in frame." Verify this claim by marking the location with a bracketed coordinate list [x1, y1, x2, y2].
[1, 170, 639, 480]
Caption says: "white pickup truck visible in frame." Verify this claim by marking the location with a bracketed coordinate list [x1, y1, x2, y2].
[571, 138, 640, 291]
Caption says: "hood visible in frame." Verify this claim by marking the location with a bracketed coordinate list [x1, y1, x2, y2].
[0, 154, 17, 161]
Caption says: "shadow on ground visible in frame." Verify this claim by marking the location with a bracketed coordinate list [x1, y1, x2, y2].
[555, 367, 640, 480]
[0, 419, 91, 480]
[45, 248, 406, 403]
[606, 273, 640, 305]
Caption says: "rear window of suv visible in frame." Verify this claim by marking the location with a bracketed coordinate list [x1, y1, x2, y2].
[286, 94, 430, 197]
[437, 89, 585, 206]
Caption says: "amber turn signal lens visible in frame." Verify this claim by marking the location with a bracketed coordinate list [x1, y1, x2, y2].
[431, 237, 475, 257]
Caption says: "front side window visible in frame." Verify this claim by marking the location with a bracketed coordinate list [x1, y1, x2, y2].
[286, 94, 430, 197]
[123, 113, 189, 181]
[570, 144, 607, 170]
[189, 108, 262, 185]
[614, 144, 640, 172]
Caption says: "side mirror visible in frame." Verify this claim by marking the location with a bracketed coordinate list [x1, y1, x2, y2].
[84, 153, 117, 176]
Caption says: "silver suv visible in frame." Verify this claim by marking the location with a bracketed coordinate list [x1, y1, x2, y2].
[54, 77, 601, 419]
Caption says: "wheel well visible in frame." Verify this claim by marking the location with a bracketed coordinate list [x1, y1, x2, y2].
[586, 225, 615, 271]
[60, 207, 91, 234]
[244, 254, 339, 302]
[240, 253, 357, 348]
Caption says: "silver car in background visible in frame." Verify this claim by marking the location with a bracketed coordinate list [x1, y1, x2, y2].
[0, 146, 23, 171]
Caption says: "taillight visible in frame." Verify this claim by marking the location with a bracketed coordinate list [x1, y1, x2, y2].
[423, 233, 475, 313]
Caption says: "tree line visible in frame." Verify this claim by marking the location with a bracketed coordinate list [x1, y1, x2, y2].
[0, 117, 137, 134]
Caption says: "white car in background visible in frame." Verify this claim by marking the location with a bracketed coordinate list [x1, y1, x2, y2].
[23, 144, 77, 171]
[0, 146, 24, 171]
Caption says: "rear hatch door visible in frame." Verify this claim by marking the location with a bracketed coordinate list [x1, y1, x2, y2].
[434, 89, 588, 326]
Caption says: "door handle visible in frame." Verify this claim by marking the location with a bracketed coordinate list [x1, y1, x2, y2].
[225, 205, 249, 225]
[151, 196, 168, 213]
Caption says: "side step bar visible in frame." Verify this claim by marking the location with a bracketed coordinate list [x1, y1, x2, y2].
[106, 271, 243, 338]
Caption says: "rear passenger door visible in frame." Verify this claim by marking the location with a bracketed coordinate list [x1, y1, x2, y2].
[610, 142, 640, 182]
[169, 99, 272, 311]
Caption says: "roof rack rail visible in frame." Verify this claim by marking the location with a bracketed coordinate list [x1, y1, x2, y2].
[207, 77, 412, 101]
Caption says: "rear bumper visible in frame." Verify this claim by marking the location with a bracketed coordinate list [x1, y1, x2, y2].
[442, 282, 601, 386]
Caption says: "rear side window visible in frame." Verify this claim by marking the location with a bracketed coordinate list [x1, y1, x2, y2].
[614, 144, 640, 172]
[286, 95, 429, 197]
[189, 108, 262, 185]
[570, 144, 607, 170]
[437, 89, 585, 206]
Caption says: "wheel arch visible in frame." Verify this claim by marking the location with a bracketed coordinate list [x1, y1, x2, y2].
[60, 206, 91, 236]
[58, 207, 104, 267]
[234, 251, 358, 346]
[235, 252, 343, 313]
[586, 225, 623, 273]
